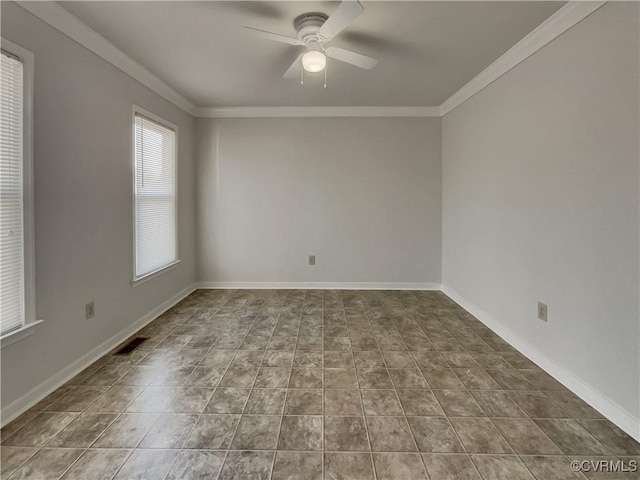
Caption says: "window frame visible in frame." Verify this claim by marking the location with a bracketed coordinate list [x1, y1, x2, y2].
[0, 38, 42, 348]
[131, 105, 180, 287]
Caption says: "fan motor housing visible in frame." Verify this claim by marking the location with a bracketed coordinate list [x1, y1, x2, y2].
[294, 13, 328, 43]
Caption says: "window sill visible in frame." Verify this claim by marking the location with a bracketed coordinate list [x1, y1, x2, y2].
[131, 260, 181, 288]
[1, 320, 44, 349]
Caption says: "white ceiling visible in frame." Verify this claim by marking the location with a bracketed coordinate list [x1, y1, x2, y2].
[58, 1, 564, 107]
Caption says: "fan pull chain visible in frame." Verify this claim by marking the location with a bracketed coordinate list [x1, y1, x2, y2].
[300, 66, 304, 85]
[324, 62, 327, 89]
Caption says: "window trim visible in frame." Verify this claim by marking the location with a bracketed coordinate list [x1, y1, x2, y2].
[0, 38, 40, 348]
[130, 105, 179, 286]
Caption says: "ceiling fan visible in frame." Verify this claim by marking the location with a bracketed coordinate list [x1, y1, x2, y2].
[243, 0, 377, 82]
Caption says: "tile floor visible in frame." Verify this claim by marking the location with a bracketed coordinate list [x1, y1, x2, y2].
[2, 289, 639, 479]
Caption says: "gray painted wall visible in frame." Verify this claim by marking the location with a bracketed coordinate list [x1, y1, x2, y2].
[196, 117, 442, 285]
[1, 3, 197, 410]
[442, 3, 639, 421]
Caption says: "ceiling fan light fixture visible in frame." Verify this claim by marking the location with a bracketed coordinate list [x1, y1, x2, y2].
[302, 50, 326, 73]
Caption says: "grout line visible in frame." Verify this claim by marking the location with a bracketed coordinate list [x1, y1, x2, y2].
[0, 446, 40, 479]
[441, 324, 620, 479]
[437, 312, 585, 480]
[52, 447, 90, 480]
[215, 295, 276, 477]
[162, 294, 252, 480]
[86, 299, 224, 480]
[267, 289, 300, 480]
[383, 294, 457, 480]
[430, 311, 526, 480]
[133, 298, 227, 479]
[319, 291, 326, 480]
[348, 294, 377, 480]
[398, 292, 483, 480]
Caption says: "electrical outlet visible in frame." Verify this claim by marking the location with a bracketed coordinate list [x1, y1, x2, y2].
[86, 301, 95, 320]
[309, 255, 316, 266]
[537, 301, 547, 322]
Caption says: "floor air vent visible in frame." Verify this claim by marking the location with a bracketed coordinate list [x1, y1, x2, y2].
[115, 337, 148, 355]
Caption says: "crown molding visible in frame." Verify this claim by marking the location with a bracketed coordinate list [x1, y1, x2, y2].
[196, 106, 442, 118]
[440, 1, 607, 116]
[17, 0, 606, 120]
[17, 1, 198, 116]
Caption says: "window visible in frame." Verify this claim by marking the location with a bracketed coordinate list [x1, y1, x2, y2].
[133, 106, 178, 283]
[1, 39, 38, 344]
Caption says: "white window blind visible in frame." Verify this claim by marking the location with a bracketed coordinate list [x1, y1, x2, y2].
[134, 112, 177, 279]
[1, 50, 25, 336]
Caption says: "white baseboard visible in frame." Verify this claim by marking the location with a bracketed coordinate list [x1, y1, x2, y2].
[195, 282, 441, 291]
[1, 283, 198, 427]
[441, 284, 640, 442]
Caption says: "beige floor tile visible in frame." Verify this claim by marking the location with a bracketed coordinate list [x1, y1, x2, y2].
[361, 389, 404, 416]
[2, 413, 79, 447]
[47, 413, 116, 448]
[219, 451, 275, 480]
[492, 417, 562, 455]
[165, 450, 225, 480]
[284, 389, 323, 415]
[397, 389, 444, 416]
[325, 452, 375, 479]
[204, 388, 250, 414]
[278, 416, 323, 451]
[0, 447, 38, 480]
[113, 449, 178, 480]
[519, 455, 585, 480]
[324, 389, 363, 415]
[2, 289, 636, 480]
[138, 413, 198, 449]
[230, 415, 281, 450]
[422, 453, 482, 480]
[449, 417, 512, 454]
[324, 416, 369, 451]
[184, 414, 240, 449]
[60, 449, 131, 480]
[367, 416, 416, 452]
[7, 448, 84, 480]
[373, 452, 428, 479]
[244, 388, 287, 415]
[272, 451, 322, 480]
[407, 417, 465, 453]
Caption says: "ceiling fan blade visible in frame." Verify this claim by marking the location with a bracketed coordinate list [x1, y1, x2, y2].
[325, 46, 377, 69]
[283, 53, 304, 79]
[243, 26, 303, 46]
[318, 0, 364, 41]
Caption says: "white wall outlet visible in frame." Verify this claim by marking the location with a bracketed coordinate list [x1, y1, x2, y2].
[537, 301, 547, 322]
[309, 255, 316, 266]
[86, 301, 95, 320]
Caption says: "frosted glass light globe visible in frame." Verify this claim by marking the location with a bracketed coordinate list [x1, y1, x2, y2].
[302, 51, 326, 73]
